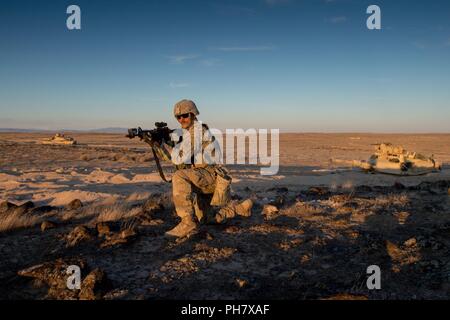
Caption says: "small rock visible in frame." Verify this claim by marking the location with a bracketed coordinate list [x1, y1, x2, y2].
[194, 242, 209, 251]
[18, 257, 87, 300]
[55, 168, 64, 174]
[235, 278, 248, 288]
[120, 228, 136, 239]
[262, 204, 279, 216]
[306, 186, 329, 196]
[79, 268, 111, 300]
[300, 255, 310, 263]
[66, 225, 93, 248]
[67, 199, 83, 210]
[394, 211, 410, 225]
[100, 228, 137, 248]
[224, 226, 239, 233]
[41, 221, 57, 232]
[404, 238, 417, 247]
[96, 222, 111, 236]
[80, 154, 90, 161]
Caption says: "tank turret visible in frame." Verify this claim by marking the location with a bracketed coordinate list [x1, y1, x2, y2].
[332, 143, 441, 176]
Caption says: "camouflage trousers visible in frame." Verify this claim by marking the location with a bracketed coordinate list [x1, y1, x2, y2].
[172, 167, 238, 224]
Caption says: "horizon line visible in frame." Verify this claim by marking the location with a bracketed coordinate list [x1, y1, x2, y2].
[1, 128, 449, 135]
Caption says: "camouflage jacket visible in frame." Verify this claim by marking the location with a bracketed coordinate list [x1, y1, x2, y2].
[152, 120, 219, 170]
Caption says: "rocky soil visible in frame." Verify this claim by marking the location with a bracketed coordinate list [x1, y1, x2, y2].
[1, 133, 450, 299]
[1, 180, 450, 299]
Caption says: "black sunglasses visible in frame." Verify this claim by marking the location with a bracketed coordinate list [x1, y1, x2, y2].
[176, 113, 190, 120]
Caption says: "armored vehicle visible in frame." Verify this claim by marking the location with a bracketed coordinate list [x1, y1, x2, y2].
[333, 143, 441, 176]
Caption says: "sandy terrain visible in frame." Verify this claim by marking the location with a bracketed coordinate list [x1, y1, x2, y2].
[1, 132, 449, 299]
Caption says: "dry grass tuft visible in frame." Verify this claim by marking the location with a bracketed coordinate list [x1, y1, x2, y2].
[373, 193, 409, 206]
[0, 210, 42, 233]
[89, 202, 142, 224]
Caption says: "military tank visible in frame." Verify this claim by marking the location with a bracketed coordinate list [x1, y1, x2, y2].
[40, 133, 77, 145]
[333, 143, 441, 176]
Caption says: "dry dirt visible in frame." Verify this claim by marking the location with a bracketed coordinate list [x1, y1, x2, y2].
[1, 132, 450, 299]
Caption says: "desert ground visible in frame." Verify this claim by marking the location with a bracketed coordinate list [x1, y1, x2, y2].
[1, 132, 450, 299]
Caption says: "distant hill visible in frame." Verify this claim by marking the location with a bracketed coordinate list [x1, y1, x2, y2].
[0, 128, 53, 133]
[0, 128, 128, 134]
[86, 127, 128, 133]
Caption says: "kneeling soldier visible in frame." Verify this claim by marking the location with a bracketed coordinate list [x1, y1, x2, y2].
[152, 99, 253, 238]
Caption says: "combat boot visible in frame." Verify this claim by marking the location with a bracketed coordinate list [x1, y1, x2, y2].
[234, 199, 253, 217]
[214, 199, 254, 224]
[165, 215, 198, 238]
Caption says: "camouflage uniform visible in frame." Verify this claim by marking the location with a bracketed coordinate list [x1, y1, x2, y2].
[157, 120, 243, 225]
[153, 100, 252, 237]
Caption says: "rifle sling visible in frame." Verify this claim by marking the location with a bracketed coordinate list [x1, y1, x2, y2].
[151, 146, 171, 183]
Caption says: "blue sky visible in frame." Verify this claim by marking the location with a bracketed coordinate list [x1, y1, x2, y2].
[1, 0, 449, 132]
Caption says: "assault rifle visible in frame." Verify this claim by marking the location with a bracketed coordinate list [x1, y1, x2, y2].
[126, 122, 172, 145]
[126, 122, 173, 182]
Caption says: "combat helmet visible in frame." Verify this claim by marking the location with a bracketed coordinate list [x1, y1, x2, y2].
[173, 99, 199, 117]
